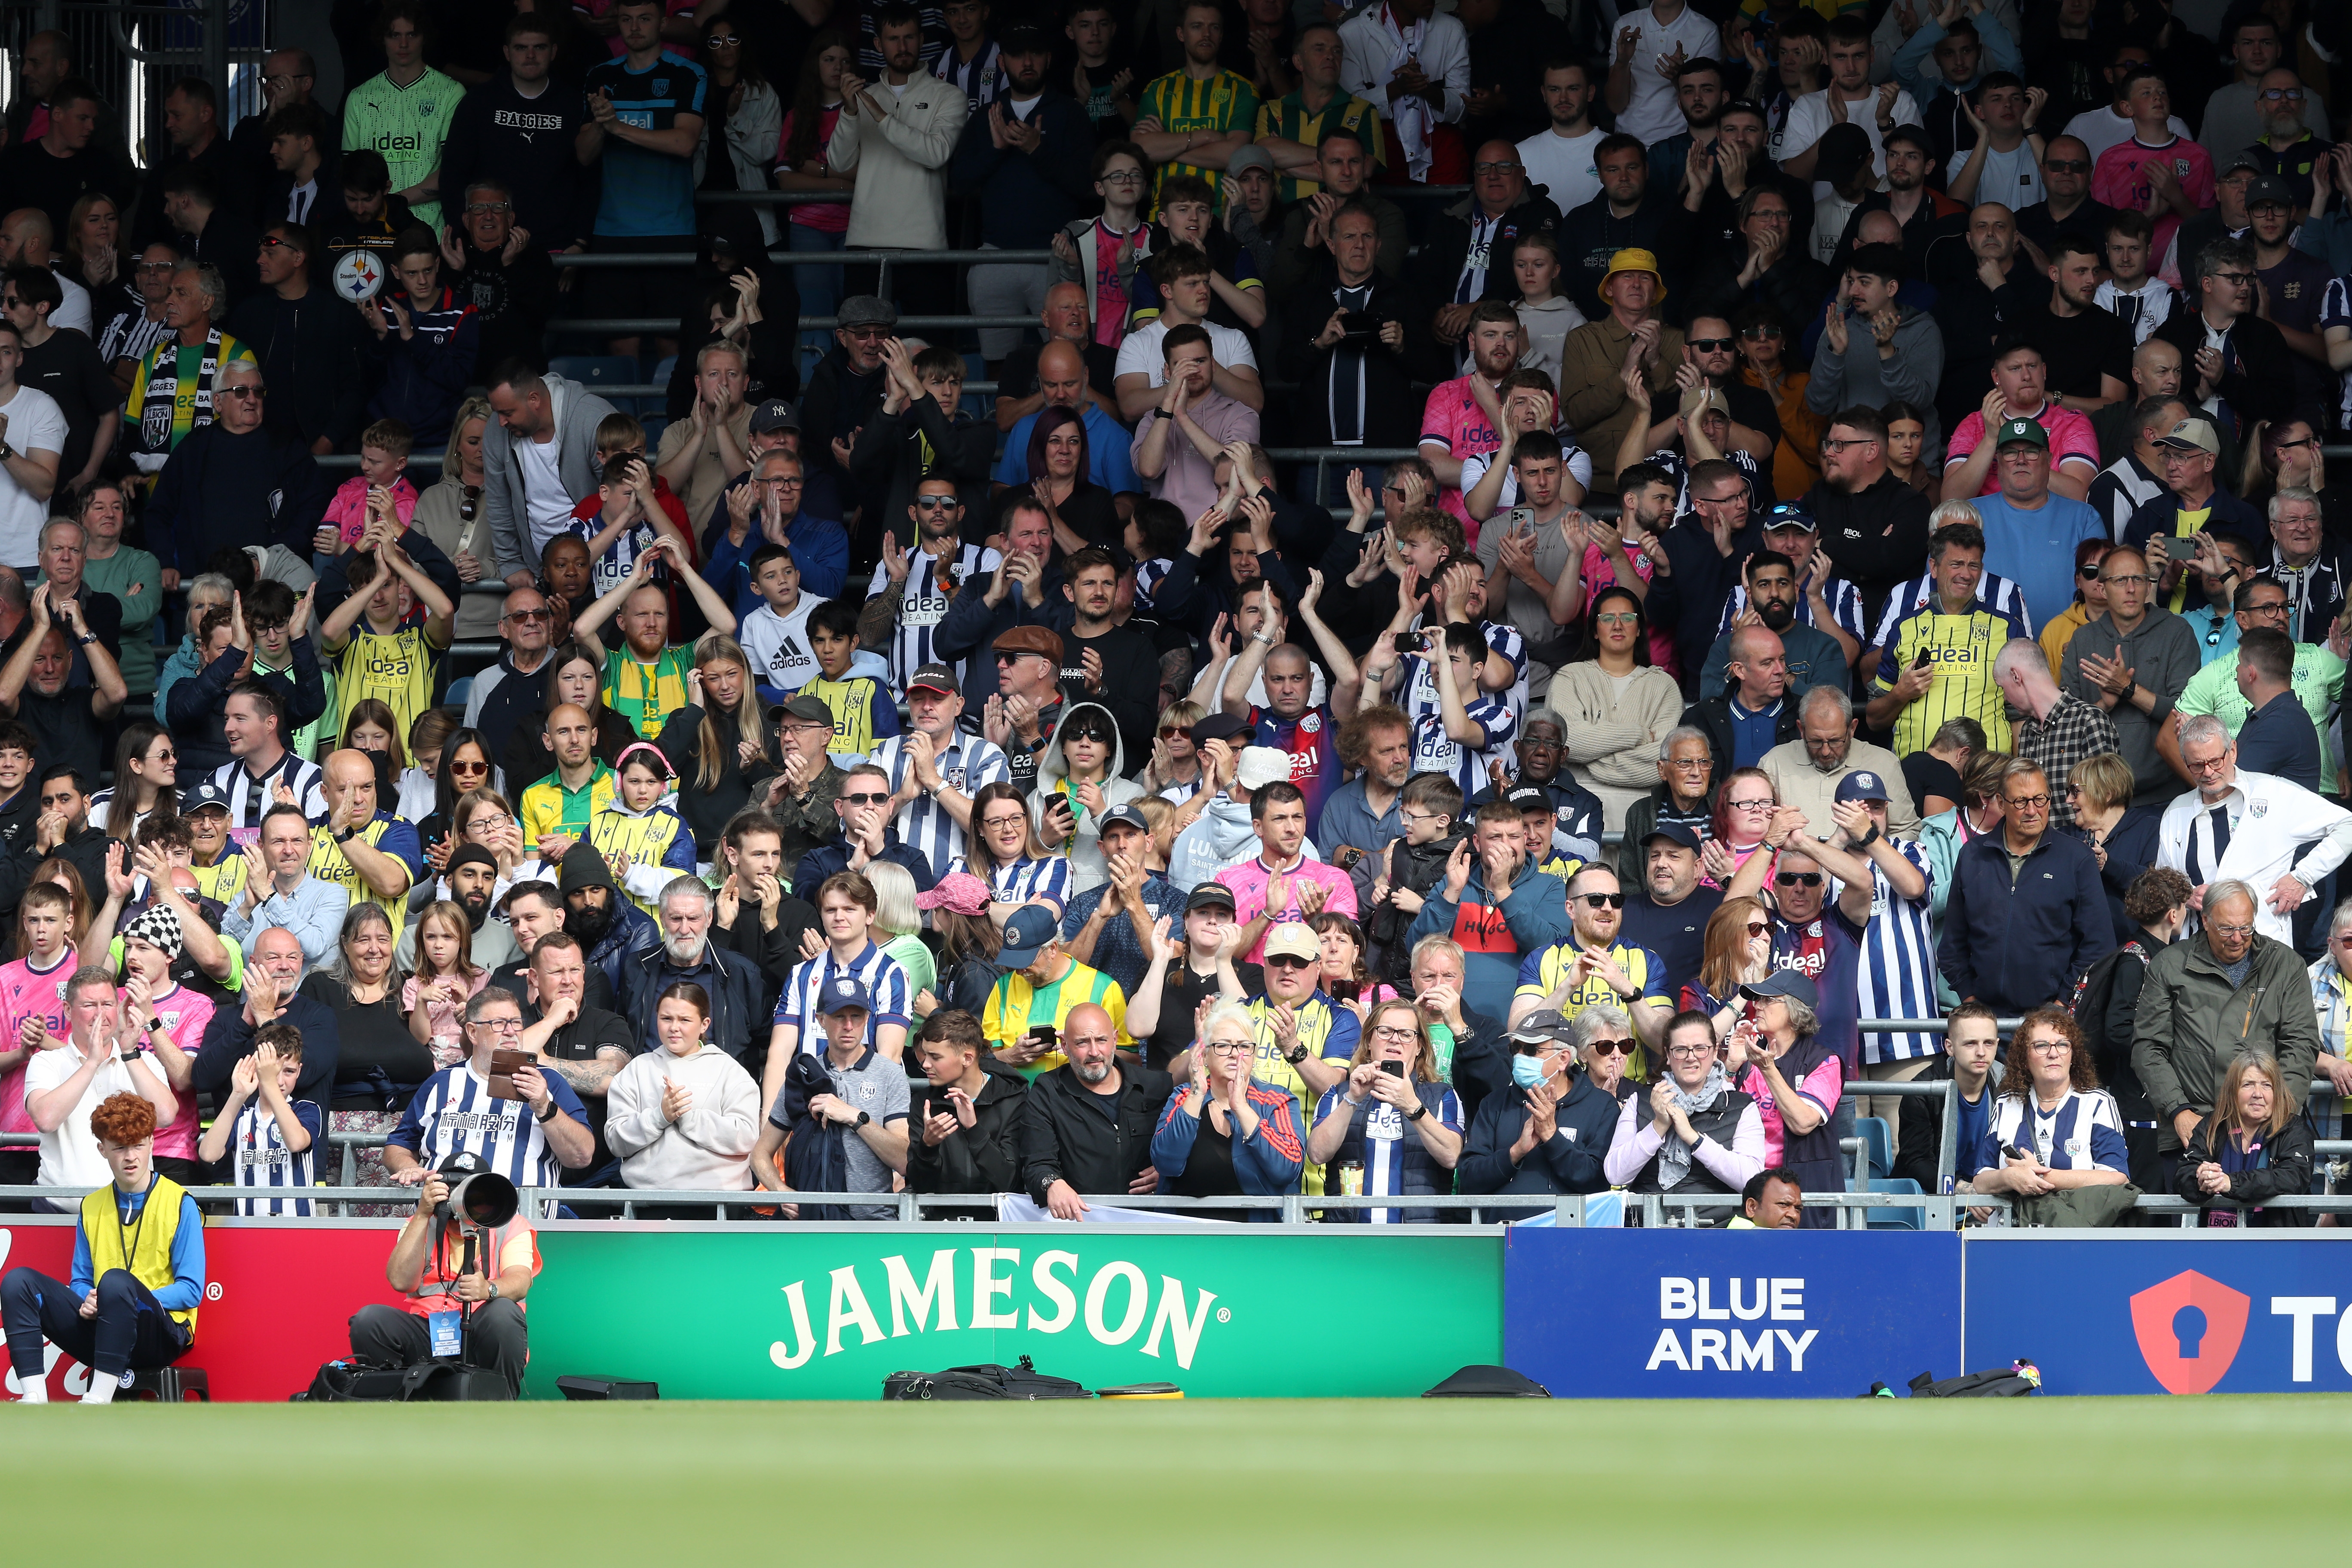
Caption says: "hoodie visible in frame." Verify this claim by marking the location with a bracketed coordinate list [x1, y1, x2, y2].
[486, 372, 620, 581]
[1803, 302, 1947, 459]
[1030, 702, 1144, 897]
[556, 840, 659, 1007]
[1405, 863, 1575, 1027]
[603, 1042, 763, 1193]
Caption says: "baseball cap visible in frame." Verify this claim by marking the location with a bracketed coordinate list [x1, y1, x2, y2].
[998, 21, 1051, 53]
[992, 624, 1064, 666]
[779, 694, 833, 725]
[2222, 149, 2264, 177]
[1763, 501, 1817, 533]
[1505, 784, 1553, 814]
[1191, 711, 1251, 746]
[749, 399, 801, 435]
[1835, 770, 1891, 803]
[837, 295, 899, 330]
[1993, 416, 2048, 450]
[2156, 417, 2221, 455]
[818, 976, 874, 1016]
[1227, 143, 1276, 177]
[915, 871, 990, 916]
[1740, 968, 1819, 1008]
[1096, 804, 1150, 836]
[1234, 745, 1291, 792]
[1262, 921, 1320, 964]
[906, 662, 959, 696]
[181, 779, 230, 814]
[1185, 882, 1237, 914]
[1508, 1008, 1579, 1047]
[1641, 821, 1702, 853]
[996, 905, 1061, 969]
[2245, 174, 2295, 209]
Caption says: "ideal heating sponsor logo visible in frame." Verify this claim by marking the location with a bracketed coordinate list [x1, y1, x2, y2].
[769, 1248, 1223, 1371]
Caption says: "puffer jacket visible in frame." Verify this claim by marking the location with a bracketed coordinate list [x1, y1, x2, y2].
[2132, 930, 2321, 1151]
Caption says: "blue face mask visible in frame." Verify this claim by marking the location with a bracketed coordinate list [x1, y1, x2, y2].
[1511, 1052, 1550, 1089]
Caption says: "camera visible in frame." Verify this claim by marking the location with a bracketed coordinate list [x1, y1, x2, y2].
[1337, 311, 1378, 341]
[431, 1155, 521, 1228]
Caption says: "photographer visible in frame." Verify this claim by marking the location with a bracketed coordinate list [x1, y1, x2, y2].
[903, 1008, 1028, 1199]
[382, 988, 594, 1188]
[347, 1151, 538, 1396]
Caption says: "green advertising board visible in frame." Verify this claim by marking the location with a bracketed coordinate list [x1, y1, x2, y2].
[528, 1225, 1504, 1399]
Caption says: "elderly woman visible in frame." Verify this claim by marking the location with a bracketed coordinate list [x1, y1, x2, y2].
[1151, 999, 1305, 1221]
[2175, 1051, 2313, 1227]
[2061, 750, 2163, 946]
[1604, 1008, 1766, 1207]
[604, 980, 762, 1218]
[1974, 1005, 2132, 1224]
[1726, 969, 1844, 1224]
[1456, 1004, 1626, 1216]
[1305, 998, 1463, 1222]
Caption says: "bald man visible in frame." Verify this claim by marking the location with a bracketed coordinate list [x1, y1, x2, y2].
[994, 280, 1119, 431]
[1411, 138, 1562, 345]
[308, 745, 424, 931]
[992, 336, 1142, 493]
[6, 32, 71, 144]
[0, 209, 89, 333]
[520, 702, 620, 860]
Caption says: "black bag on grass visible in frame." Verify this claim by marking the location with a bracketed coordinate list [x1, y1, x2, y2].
[1906, 1360, 2041, 1397]
[299, 1358, 410, 1402]
[882, 1355, 1091, 1400]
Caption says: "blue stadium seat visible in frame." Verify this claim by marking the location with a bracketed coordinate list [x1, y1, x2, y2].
[1856, 1117, 1893, 1180]
[639, 415, 668, 452]
[1867, 1178, 1925, 1231]
[646, 355, 677, 416]
[550, 355, 641, 406]
[445, 675, 473, 709]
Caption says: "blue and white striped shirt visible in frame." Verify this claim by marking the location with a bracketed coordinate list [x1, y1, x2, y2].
[1718, 575, 1868, 646]
[1834, 841, 1942, 1063]
[1402, 618, 1528, 724]
[1409, 697, 1516, 797]
[211, 752, 328, 836]
[870, 729, 1014, 880]
[1979, 1087, 2128, 1174]
[1870, 568, 2036, 649]
[227, 1095, 324, 1216]
[775, 940, 913, 1054]
[950, 852, 1070, 911]
[388, 1064, 591, 1189]
[865, 542, 1001, 688]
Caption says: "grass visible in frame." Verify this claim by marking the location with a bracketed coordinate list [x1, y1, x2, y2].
[10, 1395, 2352, 1559]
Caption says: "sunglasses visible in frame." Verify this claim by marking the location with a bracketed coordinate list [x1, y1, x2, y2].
[449, 758, 490, 775]
[1775, 872, 1823, 887]
[1265, 953, 1314, 970]
[705, 32, 742, 45]
[1579, 893, 1626, 910]
[913, 496, 957, 510]
[841, 792, 891, 806]
[1739, 325, 1782, 340]
[506, 607, 552, 622]
[1158, 725, 1190, 738]
[1686, 337, 1735, 352]
[2043, 158, 2090, 173]
[218, 386, 263, 399]
[1583, 1037, 1632, 1056]
[1745, 921, 1769, 937]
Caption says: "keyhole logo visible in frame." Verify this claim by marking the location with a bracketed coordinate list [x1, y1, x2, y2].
[2130, 1270, 2250, 1393]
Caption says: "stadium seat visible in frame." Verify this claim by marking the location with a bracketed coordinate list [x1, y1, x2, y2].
[639, 415, 668, 451]
[646, 355, 677, 416]
[1866, 1179, 1926, 1231]
[1856, 1117, 1893, 1180]
[550, 355, 641, 405]
[446, 675, 473, 709]
[126, 1365, 210, 1402]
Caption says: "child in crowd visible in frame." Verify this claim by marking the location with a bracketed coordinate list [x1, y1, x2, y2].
[737, 543, 824, 704]
[317, 502, 456, 744]
[794, 598, 899, 764]
[402, 900, 488, 1066]
[1124, 497, 1186, 613]
[1368, 770, 1463, 985]
[565, 414, 695, 599]
[589, 743, 695, 918]
[196, 1025, 321, 1217]
[315, 417, 420, 564]
[1509, 233, 1585, 388]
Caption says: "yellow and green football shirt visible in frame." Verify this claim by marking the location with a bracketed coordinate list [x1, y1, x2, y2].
[603, 645, 694, 739]
[1871, 600, 2028, 756]
[1253, 88, 1384, 201]
[332, 623, 447, 747]
[1139, 67, 1256, 210]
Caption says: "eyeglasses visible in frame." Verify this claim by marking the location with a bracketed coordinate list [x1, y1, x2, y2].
[760, 475, 805, 488]
[1740, 325, 1783, 340]
[505, 607, 551, 622]
[257, 234, 294, 251]
[1595, 612, 1640, 627]
[1817, 437, 1879, 452]
[1583, 1037, 1632, 1056]
[841, 325, 890, 340]
[2214, 271, 2256, 288]
[218, 386, 263, 399]
[2099, 573, 2155, 585]
[464, 201, 513, 214]
[2257, 87, 2305, 101]
[1100, 170, 1146, 184]
[135, 260, 177, 273]
[1666, 1042, 1714, 1059]
[2185, 754, 2231, 777]
[2003, 793, 2052, 809]
[1579, 893, 1626, 909]
[1265, 953, 1314, 970]
[1666, 757, 1712, 773]
[705, 32, 742, 46]
[980, 813, 1028, 830]
[2243, 601, 2290, 619]
[470, 1016, 524, 1033]
[2277, 435, 2323, 451]
[1774, 871, 1822, 887]
[1472, 160, 1522, 175]
[840, 792, 891, 806]
[2209, 922, 2255, 938]
[1744, 921, 1769, 937]
[913, 496, 958, 510]
[1204, 1040, 1253, 1055]
[1726, 797, 1773, 812]
[1370, 1025, 1418, 1042]
[2025, 1039, 2072, 1055]
[2043, 158, 2090, 173]
[1686, 337, 1735, 352]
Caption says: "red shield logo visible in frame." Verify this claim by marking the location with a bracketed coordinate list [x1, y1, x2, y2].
[2130, 1271, 2251, 1394]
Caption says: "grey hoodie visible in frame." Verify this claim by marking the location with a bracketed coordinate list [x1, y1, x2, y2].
[1029, 701, 1144, 898]
[485, 372, 620, 581]
[1804, 302, 1945, 457]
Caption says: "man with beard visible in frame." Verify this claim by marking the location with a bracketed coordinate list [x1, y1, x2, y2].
[514, 930, 637, 1187]
[1822, 126, 1965, 287]
[433, 178, 557, 375]
[1018, 1000, 1170, 1217]
[557, 840, 658, 1007]
[1689, 620, 1803, 773]
[1803, 405, 1932, 631]
[623, 874, 764, 1060]
[1217, 579, 1360, 839]
[1318, 703, 1411, 865]
[1418, 303, 1526, 533]
[1647, 459, 1766, 688]
[1027, 545, 1163, 769]
[1805, 244, 1946, 466]
[398, 845, 521, 971]
[1510, 861, 1672, 1060]
[490, 881, 619, 1015]
[1763, 683, 1923, 841]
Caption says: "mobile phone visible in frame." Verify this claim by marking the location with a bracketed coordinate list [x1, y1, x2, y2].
[1337, 310, 1377, 341]
[1911, 646, 1932, 670]
[1027, 1024, 1059, 1051]
[1328, 978, 1360, 1003]
[1379, 1060, 1404, 1078]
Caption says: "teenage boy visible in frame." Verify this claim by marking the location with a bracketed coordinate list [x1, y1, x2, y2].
[315, 517, 455, 746]
[794, 598, 901, 764]
[1067, 1, 1139, 147]
[765, 870, 914, 1107]
[359, 227, 480, 448]
[2090, 67, 2214, 270]
[340, 0, 462, 230]
[1126, 174, 1265, 332]
[1113, 243, 1266, 419]
[567, 448, 693, 600]
[739, 544, 825, 703]
[195, 1025, 318, 1216]
[0, 881, 78, 1162]
[571, 534, 739, 739]
[317, 148, 412, 276]
[2093, 209, 2177, 346]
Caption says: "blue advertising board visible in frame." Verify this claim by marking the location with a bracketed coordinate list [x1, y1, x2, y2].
[1504, 1227, 1962, 1397]
[1966, 1233, 2352, 1394]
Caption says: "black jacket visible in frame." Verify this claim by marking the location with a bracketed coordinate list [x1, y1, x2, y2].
[1802, 471, 1933, 630]
[1277, 263, 1438, 449]
[1927, 251, 2030, 436]
[194, 990, 340, 1108]
[443, 242, 558, 377]
[2175, 1111, 2315, 1226]
[225, 287, 374, 452]
[2151, 307, 2300, 437]
[1018, 1060, 1173, 1201]
[946, 93, 1096, 248]
[1456, 1072, 1620, 1216]
[1893, 1050, 2003, 1191]
[1683, 249, 1831, 335]
[904, 1067, 1030, 1194]
[164, 636, 328, 778]
[799, 348, 888, 504]
[1683, 689, 1801, 779]
[1407, 191, 1563, 312]
[436, 73, 597, 251]
[1020, 611, 1163, 771]
[1556, 190, 1694, 303]
[622, 940, 767, 1065]
[144, 423, 328, 579]
[181, 205, 263, 315]
[849, 395, 997, 549]
[1646, 511, 1767, 690]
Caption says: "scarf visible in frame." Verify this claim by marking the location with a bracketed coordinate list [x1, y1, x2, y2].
[139, 329, 222, 452]
[1374, 4, 1435, 181]
[1654, 1062, 1731, 1191]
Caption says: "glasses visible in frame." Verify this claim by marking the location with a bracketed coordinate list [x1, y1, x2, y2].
[1204, 1040, 1253, 1055]
[256, 235, 294, 251]
[464, 201, 513, 214]
[2077, 564, 2103, 578]
[2025, 1039, 2071, 1055]
[841, 792, 890, 806]
[471, 1016, 525, 1033]
[1666, 757, 1713, 773]
[135, 260, 177, 273]
[2257, 87, 2304, 101]
[506, 607, 551, 622]
[1100, 170, 1145, 185]
[218, 386, 263, 399]
[1739, 325, 1783, 340]
[2099, 573, 2156, 585]
[2209, 922, 2255, 938]
[842, 325, 890, 340]
[1775, 871, 1822, 887]
[1579, 893, 1626, 910]
[1158, 725, 1190, 738]
[1817, 436, 1879, 453]
[980, 814, 1028, 830]
[1472, 160, 1522, 175]
[1584, 1038, 1632, 1056]
[2243, 601, 2289, 619]
[760, 475, 805, 488]
[913, 496, 957, 510]
[1265, 953, 1314, 970]
[2185, 754, 2231, 777]
[1686, 337, 1735, 352]
[450, 761, 490, 780]
[1744, 921, 1769, 937]
[2214, 271, 2256, 288]
[1666, 1042, 1714, 1059]
[2003, 793, 2052, 809]
[1370, 1025, 1418, 1042]
[1595, 612, 1640, 627]
[1399, 808, 1443, 825]
[705, 32, 742, 46]
[1726, 797, 1773, 812]
[2277, 435, 2323, 451]
[2043, 158, 2090, 173]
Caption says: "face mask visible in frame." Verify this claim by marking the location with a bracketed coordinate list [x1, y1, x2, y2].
[1511, 1052, 1550, 1089]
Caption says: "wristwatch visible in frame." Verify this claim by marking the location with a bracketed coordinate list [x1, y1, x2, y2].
[487, 1280, 499, 1300]
[333, 826, 358, 845]
[1407, 1102, 1428, 1122]
[1282, 1043, 1308, 1065]
[854, 1109, 872, 1127]
[76, 633, 95, 647]
[534, 1102, 558, 1124]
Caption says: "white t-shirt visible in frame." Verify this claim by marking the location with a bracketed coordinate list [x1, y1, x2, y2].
[47, 269, 90, 336]
[1612, 4, 1721, 145]
[516, 432, 576, 558]
[0, 382, 67, 567]
[24, 1041, 137, 1189]
[1775, 86, 1923, 192]
[1950, 140, 2044, 208]
[1115, 318, 1260, 387]
[1460, 443, 1594, 511]
[741, 593, 829, 693]
[1517, 125, 1607, 215]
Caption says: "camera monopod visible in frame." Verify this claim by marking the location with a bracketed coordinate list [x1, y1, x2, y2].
[441, 1171, 520, 1358]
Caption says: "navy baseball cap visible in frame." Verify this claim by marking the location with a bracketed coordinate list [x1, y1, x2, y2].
[1763, 502, 1816, 532]
[1185, 883, 1236, 914]
[1740, 969, 1819, 1009]
[996, 905, 1060, 969]
[1641, 821, 1702, 853]
[818, 977, 874, 1016]
[1835, 770, 1890, 803]
[1097, 805, 1150, 836]
[181, 779, 231, 814]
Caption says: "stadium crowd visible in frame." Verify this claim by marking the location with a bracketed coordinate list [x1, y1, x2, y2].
[0, 0, 2348, 1259]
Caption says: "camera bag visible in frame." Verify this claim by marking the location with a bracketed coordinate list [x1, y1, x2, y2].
[401, 1359, 514, 1401]
[881, 1355, 1092, 1400]
[298, 1358, 410, 1402]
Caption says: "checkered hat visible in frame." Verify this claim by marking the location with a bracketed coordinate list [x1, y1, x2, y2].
[121, 902, 183, 962]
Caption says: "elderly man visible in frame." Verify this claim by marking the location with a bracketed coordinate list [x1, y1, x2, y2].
[799, 291, 897, 519]
[622, 873, 765, 1059]
[2059, 542, 2202, 807]
[386, 988, 596, 1185]
[1017, 999, 1169, 1218]
[652, 340, 753, 534]
[1994, 639, 2122, 828]
[2156, 714, 2352, 946]
[220, 803, 348, 965]
[2258, 487, 2349, 646]
[0, 519, 119, 684]
[1940, 758, 2111, 1013]
[142, 358, 324, 582]
[994, 339, 1139, 494]
[1409, 140, 1562, 342]
[994, 282, 1119, 430]
[1558, 249, 1684, 495]
[484, 365, 620, 594]
[1268, 129, 1409, 301]
[191, 923, 340, 1105]
[1687, 622, 1803, 774]
[2123, 419, 2266, 619]
[435, 178, 559, 374]
[0, 592, 124, 793]
[1763, 685, 1922, 842]
[307, 746, 423, 937]
[1456, 1004, 1621, 1216]
[461, 585, 561, 762]
[2150, 236, 2296, 437]
[705, 444, 852, 611]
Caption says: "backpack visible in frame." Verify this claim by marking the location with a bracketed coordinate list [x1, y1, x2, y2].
[881, 1355, 1092, 1401]
[298, 1358, 409, 1402]
[1904, 1360, 2042, 1397]
[2067, 939, 2146, 1077]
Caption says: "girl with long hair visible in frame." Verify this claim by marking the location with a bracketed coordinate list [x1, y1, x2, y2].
[2177, 1051, 2313, 1228]
[775, 30, 856, 370]
[954, 780, 1069, 920]
[411, 398, 499, 641]
[413, 725, 500, 878]
[61, 191, 122, 291]
[403, 900, 488, 1063]
[590, 744, 696, 917]
[917, 871, 1002, 1017]
[340, 698, 408, 803]
[395, 708, 459, 822]
[656, 632, 777, 861]
[91, 721, 177, 839]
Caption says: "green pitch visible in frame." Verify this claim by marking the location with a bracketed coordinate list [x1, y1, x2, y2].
[8, 1395, 2349, 1558]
